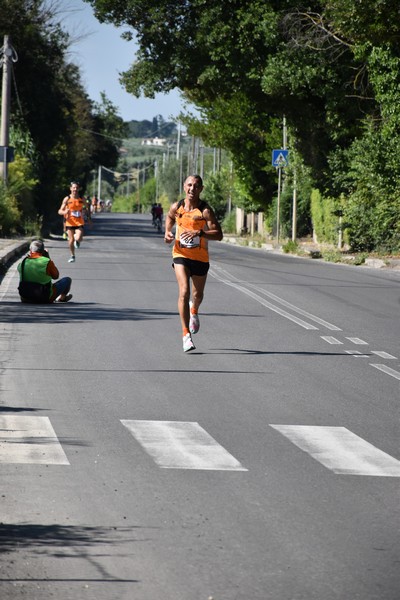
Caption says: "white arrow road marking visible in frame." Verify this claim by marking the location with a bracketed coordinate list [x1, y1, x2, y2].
[0, 416, 69, 465]
[121, 420, 248, 471]
[270, 425, 400, 476]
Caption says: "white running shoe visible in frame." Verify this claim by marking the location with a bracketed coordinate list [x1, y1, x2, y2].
[68, 255, 75, 263]
[57, 294, 73, 303]
[74, 240, 80, 249]
[183, 333, 195, 352]
[189, 300, 200, 334]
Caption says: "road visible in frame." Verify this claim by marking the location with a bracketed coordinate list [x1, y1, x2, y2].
[0, 213, 399, 600]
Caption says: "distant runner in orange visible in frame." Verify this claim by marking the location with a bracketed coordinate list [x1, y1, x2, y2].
[58, 181, 85, 263]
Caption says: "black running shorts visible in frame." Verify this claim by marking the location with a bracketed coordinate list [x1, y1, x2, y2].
[173, 257, 210, 277]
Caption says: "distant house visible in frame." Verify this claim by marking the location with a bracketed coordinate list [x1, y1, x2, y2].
[141, 137, 167, 147]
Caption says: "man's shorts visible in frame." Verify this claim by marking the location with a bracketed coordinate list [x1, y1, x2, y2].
[173, 257, 210, 277]
[66, 226, 84, 232]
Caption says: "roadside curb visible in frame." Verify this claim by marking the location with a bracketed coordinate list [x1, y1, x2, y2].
[222, 236, 400, 270]
[0, 239, 30, 271]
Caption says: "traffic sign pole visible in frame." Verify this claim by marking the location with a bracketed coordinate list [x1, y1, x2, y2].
[272, 148, 289, 243]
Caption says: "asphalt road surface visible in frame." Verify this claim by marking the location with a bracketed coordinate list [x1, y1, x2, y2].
[0, 213, 399, 600]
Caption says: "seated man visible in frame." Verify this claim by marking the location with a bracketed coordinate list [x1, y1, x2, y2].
[17, 240, 72, 303]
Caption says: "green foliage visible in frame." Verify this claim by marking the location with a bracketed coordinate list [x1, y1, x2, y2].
[7, 156, 37, 217]
[1, 0, 398, 252]
[202, 169, 231, 221]
[0, 0, 128, 233]
[138, 178, 156, 211]
[353, 253, 368, 265]
[158, 159, 181, 204]
[321, 249, 342, 263]
[112, 194, 135, 213]
[282, 240, 299, 254]
[0, 182, 21, 236]
[222, 211, 236, 234]
[310, 189, 341, 246]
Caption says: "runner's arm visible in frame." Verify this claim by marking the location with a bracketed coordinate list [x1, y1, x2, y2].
[202, 206, 223, 241]
[164, 202, 178, 244]
[57, 197, 69, 217]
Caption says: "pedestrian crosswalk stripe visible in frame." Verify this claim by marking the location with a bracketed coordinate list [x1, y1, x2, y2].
[121, 420, 248, 471]
[270, 425, 400, 476]
[0, 416, 70, 465]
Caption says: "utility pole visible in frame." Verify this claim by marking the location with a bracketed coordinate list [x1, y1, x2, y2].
[176, 123, 181, 160]
[97, 165, 102, 200]
[0, 35, 16, 183]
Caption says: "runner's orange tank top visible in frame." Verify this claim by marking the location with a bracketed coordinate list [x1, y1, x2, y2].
[172, 203, 209, 263]
[65, 197, 85, 227]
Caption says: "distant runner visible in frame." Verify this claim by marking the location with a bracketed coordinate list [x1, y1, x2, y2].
[58, 181, 85, 263]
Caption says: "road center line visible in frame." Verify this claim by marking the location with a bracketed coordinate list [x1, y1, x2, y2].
[210, 265, 340, 331]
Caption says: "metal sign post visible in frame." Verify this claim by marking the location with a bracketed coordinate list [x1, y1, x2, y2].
[272, 149, 289, 243]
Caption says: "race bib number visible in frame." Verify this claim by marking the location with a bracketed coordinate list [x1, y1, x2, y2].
[71, 210, 82, 217]
[179, 233, 199, 249]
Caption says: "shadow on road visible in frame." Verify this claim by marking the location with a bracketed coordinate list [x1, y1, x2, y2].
[0, 303, 175, 324]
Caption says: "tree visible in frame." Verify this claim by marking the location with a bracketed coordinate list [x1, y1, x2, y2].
[85, 0, 400, 250]
[0, 1, 127, 231]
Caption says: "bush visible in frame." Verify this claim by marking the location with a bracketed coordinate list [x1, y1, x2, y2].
[111, 194, 135, 212]
[282, 239, 299, 254]
[0, 183, 22, 236]
[222, 211, 236, 233]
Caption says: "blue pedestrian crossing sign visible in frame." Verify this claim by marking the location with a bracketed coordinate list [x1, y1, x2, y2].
[272, 149, 289, 168]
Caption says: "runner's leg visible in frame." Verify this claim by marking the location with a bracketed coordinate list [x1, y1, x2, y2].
[67, 229, 75, 257]
[191, 274, 207, 311]
[174, 263, 191, 334]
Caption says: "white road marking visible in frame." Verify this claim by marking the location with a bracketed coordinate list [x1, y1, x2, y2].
[121, 420, 248, 471]
[0, 264, 17, 301]
[321, 336, 342, 344]
[346, 337, 368, 345]
[210, 265, 341, 331]
[0, 416, 70, 465]
[345, 350, 370, 358]
[370, 364, 400, 380]
[371, 351, 397, 360]
[270, 425, 400, 476]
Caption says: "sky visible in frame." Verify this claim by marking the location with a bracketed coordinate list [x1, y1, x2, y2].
[57, 0, 193, 123]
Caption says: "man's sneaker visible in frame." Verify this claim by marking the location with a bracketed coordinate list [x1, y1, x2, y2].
[189, 301, 200, 334]
[74, 240, 80, 249]
[183, 333, 195, 352]
[57, 294, 73, 303]
[68, 255, 75, 263]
